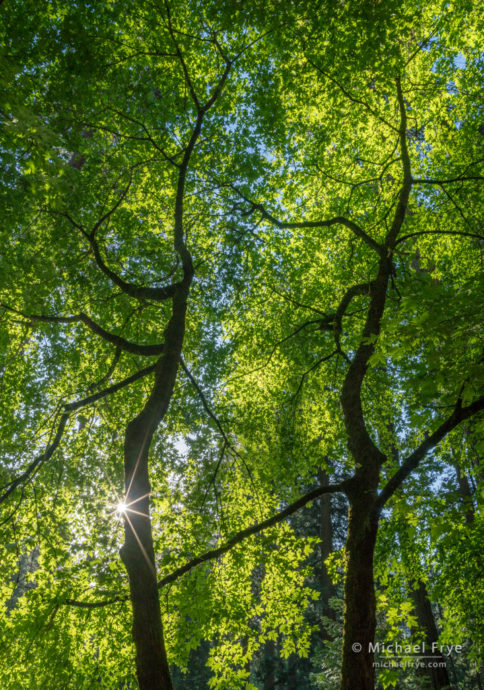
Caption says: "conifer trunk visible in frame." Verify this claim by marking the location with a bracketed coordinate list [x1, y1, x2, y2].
[410, 581, 451, 690]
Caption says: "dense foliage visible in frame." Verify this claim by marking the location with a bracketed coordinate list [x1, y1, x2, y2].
[0, 1, 482, 688]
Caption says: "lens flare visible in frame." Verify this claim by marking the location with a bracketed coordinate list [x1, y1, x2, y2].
[115, 501, 128, 516]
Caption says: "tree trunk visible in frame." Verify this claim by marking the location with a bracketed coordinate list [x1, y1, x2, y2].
[119, 285, 190, 689]
[263, 639, 276, 690]
[318, 468, 336, 646]
[455, 464, 474, 524]
[410, 581, 451, 690]
[340, 486, 379, 690]
[319, 469, 334, 608]
[286, 654, 298, 689]
[120, 416, 173, 690]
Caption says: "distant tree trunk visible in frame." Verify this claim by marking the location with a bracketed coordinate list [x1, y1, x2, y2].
[410, 581, 452, 689]
[319, 469, 334, 608]
[263, 639, 276, 690]
[287, 654, 298, 689]
[455, 464, 474, 524]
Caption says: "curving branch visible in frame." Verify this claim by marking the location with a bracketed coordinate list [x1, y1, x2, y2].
[1, 304, 164, 356]
[333, 281, 376, 358]
[338, 77, 413, 470]
[56, 201, 179, 303]
[157, 480, 350, 587]
[396, 229, 484, 245]
[232, 187, 384, 257]
[62, 479, 350, 608]
[88, 233, 178, 301]
[0, 364, 158, 506]
[0, 414, 69, 505]
[77, 313, 164, 355]
[65, 363, 157, 413]
[374, 394, 484, 515]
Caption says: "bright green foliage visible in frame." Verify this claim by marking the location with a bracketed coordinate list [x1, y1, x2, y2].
[0, 1, 483, 688]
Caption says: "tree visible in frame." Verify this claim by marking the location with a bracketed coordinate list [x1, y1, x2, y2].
[0, 1, 483, 688]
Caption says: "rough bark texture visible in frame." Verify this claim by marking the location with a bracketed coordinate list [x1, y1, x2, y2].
[121, 488, 172, 690]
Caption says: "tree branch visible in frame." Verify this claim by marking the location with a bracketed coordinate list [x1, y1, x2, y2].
[172, 63, 231, 278]
[87, 346, 121, 391]
[179, 357, 231, 446]
[0, 414, 69, 505]
[64, 363, 157, 413]
[0, 364, 157, 505]
[105, 107, 181, 166]
[396, 229, 484, 245]
[88, 233, 178, 301]
[374, 395, 484, 514]
[333, 281, 376, 358]
[292, 350, 338, 401]
[306, 58, 398, 133]
[157, 480, 349, 588]
[1, 304, 164, 356]
[412, 175, 484, 185]
[385, 76, 412, 249]
[164, 0, 200, 111]
[267, 285, 326, 315]
[232, 188, 384, 256]
[50, 206, 179, 302]
[62, 480, 350, 608]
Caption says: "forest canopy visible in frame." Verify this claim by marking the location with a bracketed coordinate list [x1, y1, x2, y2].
[0, 1, 483, 689]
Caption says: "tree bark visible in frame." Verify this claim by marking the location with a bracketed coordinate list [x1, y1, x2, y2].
[319, 469, 334, 609]
[410, 581, 451, 690]
[120, 283, 191, 689]
[286, 654, 298, 689]
[263, 639, 276, 690]
[340, 481, 379, 690]
[455, 464, 474, 524]
[121, 490, 172, 689]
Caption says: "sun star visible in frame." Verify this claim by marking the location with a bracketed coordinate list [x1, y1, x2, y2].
[116, 501, 128, 516]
